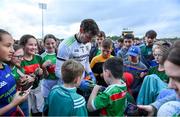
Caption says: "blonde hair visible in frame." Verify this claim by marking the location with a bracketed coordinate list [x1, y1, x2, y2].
[153, 40, 171, 51]
[153, 42, 171, 65]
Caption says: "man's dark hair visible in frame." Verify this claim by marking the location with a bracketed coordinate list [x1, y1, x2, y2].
[19, 34, 36, 46]
[145, 30, 157, 39]
[103, 57, 123, 79]
[0, 29, 11, 41]
[102, 39, 112, 49]
[80, 19, 99, 36]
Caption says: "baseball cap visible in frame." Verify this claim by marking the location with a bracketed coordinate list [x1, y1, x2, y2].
[127, 46, 141, 57]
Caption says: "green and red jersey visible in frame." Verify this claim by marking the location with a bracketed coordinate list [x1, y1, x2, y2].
[12, 66, 25, 81]
[41, 52, 57, 80]
[21, 54, 42, 89]
[92, 80, 127, 116]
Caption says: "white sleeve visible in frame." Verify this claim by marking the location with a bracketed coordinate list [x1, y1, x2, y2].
[85, 59, 92, 73]
[84, 43, 92, 73]
[55, 42, 70, 82]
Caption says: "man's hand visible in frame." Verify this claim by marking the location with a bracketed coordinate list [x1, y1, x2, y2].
[79, 80, 94, 91]
[88, 72, 96, 83]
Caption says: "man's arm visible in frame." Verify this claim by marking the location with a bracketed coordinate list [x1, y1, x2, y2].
[55, 42, 70, 82]
[87, 85, 101, 112]
[84, 43, 96, 83]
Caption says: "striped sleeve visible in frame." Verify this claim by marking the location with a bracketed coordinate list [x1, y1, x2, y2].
[73, 96, 86, 109]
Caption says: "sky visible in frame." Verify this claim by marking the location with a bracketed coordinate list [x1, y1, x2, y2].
[0, 0, 180, 40]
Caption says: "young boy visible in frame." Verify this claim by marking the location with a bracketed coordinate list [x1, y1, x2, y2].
[117, 33, 134, 61]
[123, 46, 147, 100]
[87, 57, 127, 116]
[46, 59, 88, 116]
[90, 39, 113, 87]
[140, 30, 157, 68]
[89, 31, 106, 62]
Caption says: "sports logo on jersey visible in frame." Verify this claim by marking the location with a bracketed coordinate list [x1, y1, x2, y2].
[86, 46, 89, 51]
[0, 81, 7, 89]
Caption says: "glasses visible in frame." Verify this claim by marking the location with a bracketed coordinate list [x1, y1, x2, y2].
[13, 55, 24, 59]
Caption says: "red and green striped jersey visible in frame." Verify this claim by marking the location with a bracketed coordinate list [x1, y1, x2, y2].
[41, 52, 57, 80]
[21, 55, 42, 89]
[92, 80, 127, 116]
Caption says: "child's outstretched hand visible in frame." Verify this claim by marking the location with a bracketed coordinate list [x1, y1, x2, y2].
[137, 105, 156, 116]
[11, 87, 31, 107]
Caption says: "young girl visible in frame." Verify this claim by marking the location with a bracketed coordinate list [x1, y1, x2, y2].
[0, 29, 29, 116]
[137, 43, 171, 105]
[10, 44, 34, 88]
[41, 34, 58, 102]
[19, 34, 44, 116]
[8, 44, 34, 116]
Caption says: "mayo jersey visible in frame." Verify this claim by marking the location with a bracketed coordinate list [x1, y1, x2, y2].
[55, 35, 91, 79]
